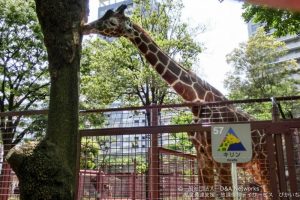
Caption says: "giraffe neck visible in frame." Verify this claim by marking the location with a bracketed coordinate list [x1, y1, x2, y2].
[128, 23, 226, 103]
[127, 23, 251, 122]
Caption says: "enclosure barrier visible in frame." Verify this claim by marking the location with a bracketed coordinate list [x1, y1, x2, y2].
[0, 96, 300, 199]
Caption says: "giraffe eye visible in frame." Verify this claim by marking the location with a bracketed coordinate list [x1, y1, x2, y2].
[109, 22, 117, 26]
[109, 21, 117, 26]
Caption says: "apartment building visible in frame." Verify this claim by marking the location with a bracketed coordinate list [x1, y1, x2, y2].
[248, 22, 300, 82]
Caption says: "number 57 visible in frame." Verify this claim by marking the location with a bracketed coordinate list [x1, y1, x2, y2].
[213, 127, 224, 135]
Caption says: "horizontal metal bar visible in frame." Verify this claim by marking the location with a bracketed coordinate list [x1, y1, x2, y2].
[158, 147, 197, 159]
[79, 119, 300, 137]
[0, 109, 48, 117]
[79, 124, 210, 136]
[80, 95, 300, 114]
[1, 95, 299, 117]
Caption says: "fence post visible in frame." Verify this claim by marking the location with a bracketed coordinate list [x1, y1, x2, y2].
[265, 98, 279, 199]
[149, 104, 160, 200]
[96, 170, 104, 200]
[284, 129, 298, 200]
[132, 159, 136, 200]
[76, 171, 83, 200]
[75, 133, 81, 200]
[271, 97, 288, 198]
[0, 162, 11, 200]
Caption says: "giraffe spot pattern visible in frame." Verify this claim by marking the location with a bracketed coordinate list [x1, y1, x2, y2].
[139, 42, 148, 54]
[155, 63, 165, 74]
[157, 51, 168, 65]
[141, 33, 151, 43]
[180, 71, 193, 85]
[204, 91, 215, 102]
[148, 44, 157, 53]
[218, 141, 229, 151]
[190, 73, 197, 82]
[134, 37, 142, 45]
[193, 83, 207, 100]
[168, 61, 181, 76]
[221, 147, 227, 151]
[162, 70, 178, 85]
[173, 82, 197, 102]
[145, 52, 158, 66]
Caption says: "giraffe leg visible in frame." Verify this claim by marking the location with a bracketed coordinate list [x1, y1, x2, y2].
[216, 163, 234, 200]
[247, 130, 272, 199]
[196, 149, 216, 200]
[244, 161, 271, 200]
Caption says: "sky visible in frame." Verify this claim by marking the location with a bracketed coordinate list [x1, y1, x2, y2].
[87, 0, 249, 94]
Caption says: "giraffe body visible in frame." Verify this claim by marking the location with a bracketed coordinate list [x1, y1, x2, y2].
[84, 5, 270, 199]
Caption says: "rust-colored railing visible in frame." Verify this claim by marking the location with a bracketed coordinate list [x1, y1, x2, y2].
[0, 96, 300, 200]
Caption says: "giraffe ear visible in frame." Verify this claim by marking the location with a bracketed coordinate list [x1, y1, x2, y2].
[101, 9, 114, 20]
[116, 4, 127, 15]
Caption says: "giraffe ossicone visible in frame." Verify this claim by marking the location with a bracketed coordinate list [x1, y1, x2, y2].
[83, 4, 271, 198]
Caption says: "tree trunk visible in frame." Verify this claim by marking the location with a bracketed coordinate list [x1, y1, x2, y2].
[6, 0, 88, 199]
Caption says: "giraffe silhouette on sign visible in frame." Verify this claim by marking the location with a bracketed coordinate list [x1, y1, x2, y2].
[217, 128, 246, 152]
[83, 5, 270, 198]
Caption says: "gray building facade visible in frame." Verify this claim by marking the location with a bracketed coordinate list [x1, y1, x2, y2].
[247, 22, 300, 117]
[98, 0, 133, 18]
[248, 22, 300, 70]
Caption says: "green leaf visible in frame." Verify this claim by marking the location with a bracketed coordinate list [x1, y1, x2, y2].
[0, 0, 49, 147]
[225, 28, 299, 119]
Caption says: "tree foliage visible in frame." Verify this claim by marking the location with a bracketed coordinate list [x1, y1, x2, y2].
[242, 3, 300, 37]
[225, 28, 299, 118]
[167, 112, 195, 152]
[80, 138, 100, 169]
[81, 0, 203, 109]
[0, 0, 49, 150]
[0, 0, 49, 198]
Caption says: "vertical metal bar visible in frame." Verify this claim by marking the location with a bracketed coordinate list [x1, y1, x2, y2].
[294, 129, 300, 166]
[191, 160, 196, 199]
[0, 162, 10, 200]
[77, 172, 83, 200]
[96, 171, 101, 200]
[231, 163, 238, 200]
[175, 159, 178, 198]
[74, 132, 81, 200]
[284, 130, 298, 199]
[266, 134, 279, 199]
[96, 171, 104, 200]
[274, 135, 287, 197]
[272, 98, 288, 197]
[149, 105, 159, 200]
[132, 159, 136, 200]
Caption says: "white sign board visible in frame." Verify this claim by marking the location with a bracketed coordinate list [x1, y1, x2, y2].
[211, 124, 252, 163]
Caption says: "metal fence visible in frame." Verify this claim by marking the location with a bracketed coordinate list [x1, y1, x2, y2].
[1, 96, 300, 200]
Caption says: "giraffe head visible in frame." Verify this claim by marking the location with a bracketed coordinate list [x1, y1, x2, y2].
[84, 4, 135, 38]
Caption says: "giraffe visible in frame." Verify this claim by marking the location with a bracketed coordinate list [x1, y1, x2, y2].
[83, 5, 271, 199]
